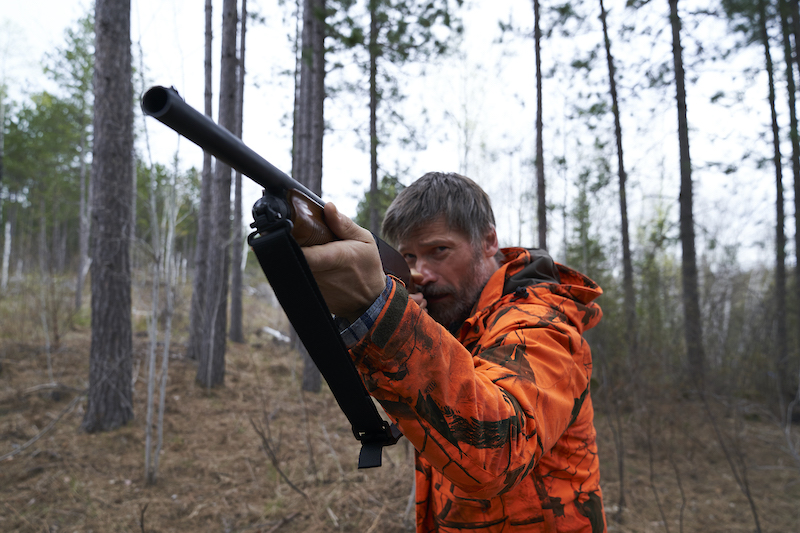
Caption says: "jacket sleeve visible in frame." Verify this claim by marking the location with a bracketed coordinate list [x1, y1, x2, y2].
[349, 279, 593, 500]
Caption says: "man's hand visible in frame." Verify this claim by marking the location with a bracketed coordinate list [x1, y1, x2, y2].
[408, 269, 428, 313]
[302, 203, 388, 323]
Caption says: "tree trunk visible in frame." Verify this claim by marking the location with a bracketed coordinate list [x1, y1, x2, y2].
[600, 0, 636, 360]
[81, 0, 134, 433]
[669, 0, 705, 387]
[0, 90, 6, 292]
[196, 0, 238, 388]
[229, 0, 247, 344]
[533, 0, 546, 250]
[0, 87, 5, 290]
[599, 0, 631, 519]
[144, 161, 161, 484]
[0, 86, 4, 189]
[759, 0, 789, 406]
[368, 0, 380, 234]
[187, 0, 215, 361]
[1, 222, 9, 291]
[76, 113, 90, 311]
[294, 0, 326, 393]
[783, 0, 800, 388]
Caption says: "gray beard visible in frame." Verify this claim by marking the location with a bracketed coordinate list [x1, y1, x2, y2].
[424, 257, 494, 330]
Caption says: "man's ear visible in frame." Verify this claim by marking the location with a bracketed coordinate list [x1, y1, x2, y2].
[482, 227, 500, 258]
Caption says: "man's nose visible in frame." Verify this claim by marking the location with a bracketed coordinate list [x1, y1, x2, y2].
[411, 262, 436, 287]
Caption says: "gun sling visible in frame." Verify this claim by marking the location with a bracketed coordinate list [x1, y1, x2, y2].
[248, 206, 401, 468]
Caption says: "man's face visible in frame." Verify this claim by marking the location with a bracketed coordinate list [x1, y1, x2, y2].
[398, 218, 499, 327]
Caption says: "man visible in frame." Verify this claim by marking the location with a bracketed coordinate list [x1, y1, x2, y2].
[303, 172, 606, 532]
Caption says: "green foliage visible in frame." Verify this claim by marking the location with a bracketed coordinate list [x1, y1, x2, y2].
[4, 92, 84, 254]
[328, 0, 463, 130]
[721, 0, 763, 44]
[354, 173, 404, 232]
[5, 93, 83, 191]
[44, 10, 94, 113]
[134, 159, 200, 263]
[0, 10, 95, 276]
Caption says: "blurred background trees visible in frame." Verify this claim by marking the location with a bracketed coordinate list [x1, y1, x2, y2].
[1, 0, 800, 525]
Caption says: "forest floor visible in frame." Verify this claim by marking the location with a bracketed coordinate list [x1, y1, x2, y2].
[0, 282, 799, 533]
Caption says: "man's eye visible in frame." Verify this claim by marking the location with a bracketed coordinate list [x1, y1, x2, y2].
[403, 254, 416, 261]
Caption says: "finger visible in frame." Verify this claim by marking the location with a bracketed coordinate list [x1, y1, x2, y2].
[323, 202, 373, 244]
[409, 292, 427, 311]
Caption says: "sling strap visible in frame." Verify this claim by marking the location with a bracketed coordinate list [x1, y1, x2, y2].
[248, 195, 401, 468]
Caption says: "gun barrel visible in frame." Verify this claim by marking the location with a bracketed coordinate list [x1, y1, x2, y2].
[141, 85, 323, 206]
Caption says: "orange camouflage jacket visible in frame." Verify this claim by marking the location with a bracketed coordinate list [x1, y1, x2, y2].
[348, 248, 606, 532]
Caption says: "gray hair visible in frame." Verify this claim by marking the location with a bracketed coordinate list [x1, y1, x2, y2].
[381, 172, 496, 246]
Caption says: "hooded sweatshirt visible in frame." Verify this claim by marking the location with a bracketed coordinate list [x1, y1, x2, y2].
[349, 248, 606, 532]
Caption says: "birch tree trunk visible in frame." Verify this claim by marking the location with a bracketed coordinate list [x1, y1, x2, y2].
[81, 0, 134, 432]
[144, 162, 161, 484]
[1, 222, 9, 291]
[0, 88, 5, 291]
[75, 113, 90, 310]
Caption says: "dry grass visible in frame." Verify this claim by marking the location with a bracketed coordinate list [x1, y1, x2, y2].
[0, 282, 798, 532]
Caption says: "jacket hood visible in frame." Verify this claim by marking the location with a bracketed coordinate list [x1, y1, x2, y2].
[466, 248, 603, 336]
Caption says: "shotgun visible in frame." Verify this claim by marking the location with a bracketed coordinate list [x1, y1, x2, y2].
[140, 85, 413, 289]
[141, 86, 406, 468]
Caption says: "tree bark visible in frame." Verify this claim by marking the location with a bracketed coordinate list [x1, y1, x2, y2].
[783, 0, 800, 388]
[229, 0, 247, 344]
[196, 0, 238, 388]
[368, 0, 380, 234]
[599, 0, 631, 518]
[294, 0, 326, 393]
[669, 0, 705, 387]
[600, 0, 636, 356]
[187, 0, 215, 361]
[759, 0, 789, 405]
[533, 0, 547, 250]
[81, 0, 134, 432]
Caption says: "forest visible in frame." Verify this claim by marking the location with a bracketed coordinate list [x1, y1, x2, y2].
[1, 0, 799, 531]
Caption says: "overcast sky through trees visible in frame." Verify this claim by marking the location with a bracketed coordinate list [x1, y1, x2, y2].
[1, 0, 782, 267]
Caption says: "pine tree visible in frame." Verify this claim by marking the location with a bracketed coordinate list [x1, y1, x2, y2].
[229, 0, 248, 344]
[187, 0, 215, 362]
[81, 0, 134, 432]
[669, 0, 706, 386]
[196, 0, 238, 388]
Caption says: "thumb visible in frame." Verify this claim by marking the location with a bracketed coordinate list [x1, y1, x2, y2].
[324, 202, 372, 243]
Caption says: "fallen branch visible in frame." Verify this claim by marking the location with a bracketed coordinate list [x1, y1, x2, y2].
[0, 392, 85, 462]
[22, 382, 84, 396]
[139, 503, 149, 533]
[249, 417, 309, 500]
[364, 504, 386, 533]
